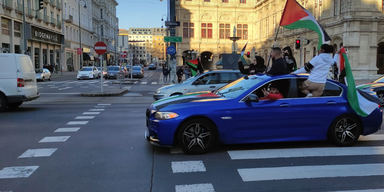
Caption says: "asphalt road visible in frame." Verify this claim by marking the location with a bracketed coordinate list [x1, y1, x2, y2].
[1, 69, 384, 192]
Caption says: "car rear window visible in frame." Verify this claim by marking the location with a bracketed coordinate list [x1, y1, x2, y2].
[108, 67, 120, 71]
[19, 56, 34, 73]
[133, 66, 141, 70]
[80, 68, 92, 71]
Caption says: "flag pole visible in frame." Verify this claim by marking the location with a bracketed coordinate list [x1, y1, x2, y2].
[265, 26, 281, 71]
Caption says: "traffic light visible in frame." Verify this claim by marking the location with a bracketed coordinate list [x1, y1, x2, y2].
[39, 0, 44, 10]
[295, 39, 301, 50]
[246, 52, 250, 58]
[304, 38, 311, 45]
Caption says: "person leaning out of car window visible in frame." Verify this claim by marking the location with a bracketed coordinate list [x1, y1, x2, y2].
[238, 55, 266, 75]
[291, 44, 335, 97]
[260, 83, 283, 100]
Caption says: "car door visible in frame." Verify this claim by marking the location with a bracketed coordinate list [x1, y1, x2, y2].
[188, 72, 220, 93]
[230, 78, 295, 143]
[290, 78, 343, 140]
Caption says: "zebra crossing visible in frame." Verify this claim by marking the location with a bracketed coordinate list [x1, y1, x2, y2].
[168, 134, 384, 192]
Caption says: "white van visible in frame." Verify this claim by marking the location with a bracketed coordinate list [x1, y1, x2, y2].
[0, 53, 40, 112]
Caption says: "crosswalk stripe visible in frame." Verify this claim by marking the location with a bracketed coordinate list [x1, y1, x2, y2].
[39, 136, 70, 143]
[0, 166, 39, 179]
[238, 163, 384, 182]
[75, 116, 95, 119]
[151, 82, 157, 84]
[66, 121, 88, 125]
[228, 146, 384, 160]
[175, 183, 215, 192]
[330, 189, 384, 192]
[359, 134, 384, 141]
[82, 112, 100, 115]
[18, 148, 57, 158]
[54, 128, 80, 132]
[172, 161, 206, 173]
[141, 82, 148, 84]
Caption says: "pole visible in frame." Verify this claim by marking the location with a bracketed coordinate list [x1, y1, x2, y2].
[300, 36, 303, 68]
[100, 56, 103, 93]
[22, 0, 27, 54]
[265, 26, 281, 71]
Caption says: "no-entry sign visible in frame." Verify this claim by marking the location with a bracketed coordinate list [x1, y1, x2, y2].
[94, 42, 107, 55]
[120, 51, 127, 58]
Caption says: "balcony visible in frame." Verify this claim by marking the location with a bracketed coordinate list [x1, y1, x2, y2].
[15, 2, 23, 14]
[57, 20, 62, 28]
[64, 14, 73, 23]
[27, 7, 34, 18]
[44, 15, 50, 24]
[2, 0, 13, 11]
[50, 0, 55, 7]
[51, 17, 56, 26]
[35, 11, 43, 21]
[56, 0, 61, 10]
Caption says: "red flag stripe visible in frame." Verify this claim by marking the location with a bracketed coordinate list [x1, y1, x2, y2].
[279, 0, 309, 26]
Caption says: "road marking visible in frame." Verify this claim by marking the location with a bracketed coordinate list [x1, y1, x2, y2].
[75, 116, 95, 119]
[359, 134, 384, 141]
[172, 161, 206, 173]
[82, 112, 100, 115]
[123, 86, 131, 90]
[175, 183, 215, 192]
[98, 104, 111, 105]
[58, 87, 71, 90]
[123, 93, 143, 97]
[49, 87, 59, 88]
[39, 93, 81, 95]
[39, 136, 70, 143]
[151, 82, 157, 84]
[330, 189, 384, 192]
[54, 128, 80, 132]
[141, 82, 148, 84]
[18, 148, 57, 158]
[94, 106, 105, 108]
[228, 146, 384, 160]
[89, 109, 104, 111]
[66, 121, 88, 125]
[238, 163, 384, 182]
[0, 166, 39, 179]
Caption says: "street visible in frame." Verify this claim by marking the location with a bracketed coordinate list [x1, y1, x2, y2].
[1, 68, 384, 192]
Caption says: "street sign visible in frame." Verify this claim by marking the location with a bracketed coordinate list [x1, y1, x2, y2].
[165, 21, 180, 27]
[166, 46, 176, 56]
[94, 41, 107, 55]
[120, 51, 127, 58]
[77, 48, 82, 55]
[164, 36, 182, 43]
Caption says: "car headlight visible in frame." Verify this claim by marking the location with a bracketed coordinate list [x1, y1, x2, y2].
[155, 112, 178, 120]
[155, 89, 162, 94]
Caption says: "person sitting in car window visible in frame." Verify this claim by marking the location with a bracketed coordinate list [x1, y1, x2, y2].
[260, 83, 284, 100]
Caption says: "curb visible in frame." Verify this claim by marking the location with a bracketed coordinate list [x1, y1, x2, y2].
[81, 89, 129, 97]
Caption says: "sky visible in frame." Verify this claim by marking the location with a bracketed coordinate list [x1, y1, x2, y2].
[116, 0, 168, 30]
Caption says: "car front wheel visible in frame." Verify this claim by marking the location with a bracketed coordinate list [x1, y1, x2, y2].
[176, 118, 217, 154]
[328, 115, 361, 146]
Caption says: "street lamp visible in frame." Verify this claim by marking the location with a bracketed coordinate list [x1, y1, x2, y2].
[78, 0, 87, 68]
[161, 14, 167, 28]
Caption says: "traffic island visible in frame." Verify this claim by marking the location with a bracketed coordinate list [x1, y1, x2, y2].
[111, 78, 141, 84]
[81, 88, 128, 97]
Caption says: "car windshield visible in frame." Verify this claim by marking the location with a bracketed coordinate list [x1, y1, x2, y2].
[214, 75, 267, 99]
[80, 68, 92, 71]
[35, 69, 43, 73]
[182, 75, 199, 84]
[373, 76, 384, 83]
[107, 67, 119, 71]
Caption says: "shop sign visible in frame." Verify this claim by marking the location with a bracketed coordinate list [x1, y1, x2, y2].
[31, 26, 62, 44]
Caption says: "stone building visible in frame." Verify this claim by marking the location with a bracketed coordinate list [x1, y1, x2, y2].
[175, 0, 384, 79]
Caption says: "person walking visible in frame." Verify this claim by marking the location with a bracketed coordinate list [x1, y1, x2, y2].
[267, 47, 288, 75]
[162, 66, 170, 83]
[238, 56, 266, 75]
[292, 44, 335, 97]
[176, 66, 184, 83]
[183, 65, 191, 80]
[282, 46, 297, 72]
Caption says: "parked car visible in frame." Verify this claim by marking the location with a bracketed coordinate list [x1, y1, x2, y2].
[35, 68, 51, 82]
[106, 66, 120, 79]
[0, 53, 40, 112]
[357, 76, 384, 104]
[77, 66, 99, 80]
[97, 67, 107, 78]
[128, 66, 144, 78]
[153, 70, 244, 100]
[148, 64, 156, 70]
[145, 74, 383, 154]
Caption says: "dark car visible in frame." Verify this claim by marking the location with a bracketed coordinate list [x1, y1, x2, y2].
[128, 66, 144, 78]
[146, 74, 383, 154]
[148, 64, 156, 70]
[357, 76, 384, 105]
[106, 66, 120, 79]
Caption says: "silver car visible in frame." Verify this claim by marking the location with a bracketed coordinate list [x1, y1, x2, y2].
[153, 70, 244, 100]
[35, 68, 51, 82]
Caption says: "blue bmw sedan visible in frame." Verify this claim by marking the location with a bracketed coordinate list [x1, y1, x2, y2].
[145, 74, 383, 154]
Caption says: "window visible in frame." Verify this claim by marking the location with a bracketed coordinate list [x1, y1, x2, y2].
[322, 82, 342, 96]
[237, 24, 248, 40]
[222, 0, 228, 2]
[240, 0, 246, 3]
[219, 23, 230, 39]
[14, 22, 21, 37]
[204, 0, 210, 1]
[183, 22, 194, 38]
[340, 0, 346, 13]
[201, 23, 212, 39]
[219, 73, 242, 83]
[197, 73, 219, 84]
[1, 18, 10, 35]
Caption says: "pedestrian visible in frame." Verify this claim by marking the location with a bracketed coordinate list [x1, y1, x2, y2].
[183, 65, 191, 80]
[267, 47, 289, 75]
[238, 56, 266, 75]
[197, 56, 204, 75]
[176, 66, 184, 83]
[282, 46, 297, 72]
[162, 66, 170, 83]
[292, 44, 335, 97]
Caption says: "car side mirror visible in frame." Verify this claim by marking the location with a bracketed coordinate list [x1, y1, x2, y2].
[245, 94, 259, 102]
[192, 81, 200, 85]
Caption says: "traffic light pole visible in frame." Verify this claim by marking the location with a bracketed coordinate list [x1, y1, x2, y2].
[300, 36, 303, 68]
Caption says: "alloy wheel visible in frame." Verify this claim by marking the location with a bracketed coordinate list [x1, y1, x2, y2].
[333, 117, 359, 145]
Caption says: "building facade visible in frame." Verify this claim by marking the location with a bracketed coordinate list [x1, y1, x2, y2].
[0, 0, 64, 70]
[175, 0, 384, 79]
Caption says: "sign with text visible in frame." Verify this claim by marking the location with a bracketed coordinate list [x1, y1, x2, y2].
[77, 48, 82, 55]
[164, 36, 182, 43]
[120, 51, 127, 58]
[94, 41, 107, 55]
[165, 21, 180, 27]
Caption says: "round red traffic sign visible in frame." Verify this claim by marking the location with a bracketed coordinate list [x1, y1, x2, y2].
[121, 51, 127, 58]
[94, 41, 107, 55]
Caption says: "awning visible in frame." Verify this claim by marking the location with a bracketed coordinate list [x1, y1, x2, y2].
[83, 53, 94, 61]
[215, 57, 222, 65]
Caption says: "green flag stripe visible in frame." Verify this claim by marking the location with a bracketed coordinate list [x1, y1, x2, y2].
[282, 20, 324, 49]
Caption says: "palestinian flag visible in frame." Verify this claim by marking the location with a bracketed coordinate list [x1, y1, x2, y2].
[186, 59, 199, 76]
[279, 0, 331, 49]
[240, 42, 250, 65]
[341, 47, 377, 117]
[333, 51, 346, 84]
